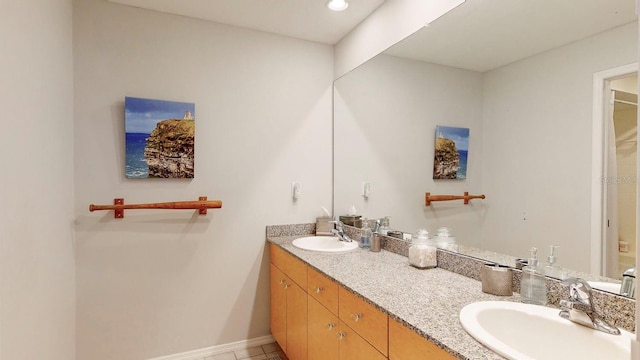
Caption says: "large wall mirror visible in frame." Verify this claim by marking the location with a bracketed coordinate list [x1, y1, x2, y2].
[334, 0, 638, 290]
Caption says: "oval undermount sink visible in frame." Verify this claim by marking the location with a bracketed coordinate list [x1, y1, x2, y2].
[460, 301, 633, 360]
[292, 236, 358, 253]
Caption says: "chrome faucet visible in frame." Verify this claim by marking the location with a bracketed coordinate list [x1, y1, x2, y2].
[559, 278, 620, 335]
[620, 266, 635, 298]
[329, 220, 353, 242]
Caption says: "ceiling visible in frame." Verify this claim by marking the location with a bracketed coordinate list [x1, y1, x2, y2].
[385, 0, 637, 72]
[107, 0, 385, 45]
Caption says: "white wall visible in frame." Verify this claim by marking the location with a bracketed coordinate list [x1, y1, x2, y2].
[334, 0, 465, 79]
[0, 0, 76, 359]
[334, 54, 484, 243]
[481, 22, 638, 272]
[73, 0, 333, 359]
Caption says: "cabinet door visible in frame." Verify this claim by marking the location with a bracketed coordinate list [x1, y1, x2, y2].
[270, 264, 287, 351]
[338, 320, 387, 360]
[286, 281, 308, 360]
[389, 317, 455, 360]
[339, 287, 388, 356]
[308, 297, 339, 360]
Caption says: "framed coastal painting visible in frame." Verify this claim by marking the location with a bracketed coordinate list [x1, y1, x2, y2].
[433, 125, 469, 180]
[125, 96, 195, 179]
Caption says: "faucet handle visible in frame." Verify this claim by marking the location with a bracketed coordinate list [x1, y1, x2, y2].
[562, 278, 592, 305]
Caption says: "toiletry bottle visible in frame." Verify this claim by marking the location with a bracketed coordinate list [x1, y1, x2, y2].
[370, 232, 381, 252]
[544, 245, 567, 280]
[360, 219, 371, 249]
[520, 247, 547, 305]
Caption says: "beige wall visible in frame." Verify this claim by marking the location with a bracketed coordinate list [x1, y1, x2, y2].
[73, 0, 333, 359]
[0, 0, 76, 359]
[482, 22, 638, 273]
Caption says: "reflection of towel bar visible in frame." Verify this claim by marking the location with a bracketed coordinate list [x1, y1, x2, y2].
[425, 192, 485, 206]
[89, 196, 222, 218]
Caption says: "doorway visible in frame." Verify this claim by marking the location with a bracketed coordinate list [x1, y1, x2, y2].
[609, 76, 637, 278]
[592, 63, 638, 278]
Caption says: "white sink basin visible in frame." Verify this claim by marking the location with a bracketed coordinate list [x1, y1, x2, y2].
[588, 281, 621, 294]
[460, 301, 633, 360]
[292, 236, 358, 253]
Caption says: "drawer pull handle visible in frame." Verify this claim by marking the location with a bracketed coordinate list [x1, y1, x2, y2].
[327, 323, 335, 330]
[315, 287, 323, 293]
[279, 279, 285, 285]
[284, 284, 290, 289]
[338, 332, 346, 340]
[351, 313, 363, 322]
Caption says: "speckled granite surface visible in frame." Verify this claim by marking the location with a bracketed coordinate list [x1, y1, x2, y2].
[265, 223, 316, 237]
[267, 235, 513, 360]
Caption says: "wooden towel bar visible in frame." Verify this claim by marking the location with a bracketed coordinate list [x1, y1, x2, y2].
[425, 192, 485, 206]
[89, 196, 222, 218]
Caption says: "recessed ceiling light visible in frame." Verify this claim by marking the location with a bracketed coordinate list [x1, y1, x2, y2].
[327, 0, 349, 11]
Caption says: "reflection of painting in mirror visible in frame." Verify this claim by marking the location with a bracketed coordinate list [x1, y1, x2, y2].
[125, 97, 195, 179]
[433, 125, 469, 180]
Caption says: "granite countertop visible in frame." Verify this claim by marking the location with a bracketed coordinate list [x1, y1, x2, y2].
[268, 235, 519, 360]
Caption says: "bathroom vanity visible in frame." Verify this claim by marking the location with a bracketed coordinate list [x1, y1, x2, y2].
[268, 234, 514, 359]
[267, 224, 636, 360]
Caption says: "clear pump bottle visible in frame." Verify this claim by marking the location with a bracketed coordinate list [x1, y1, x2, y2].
[520, 247, 547, 305]
[378, 216, 390, 235]
[544, 245, 567, 280]
[360, 219, 372, 249]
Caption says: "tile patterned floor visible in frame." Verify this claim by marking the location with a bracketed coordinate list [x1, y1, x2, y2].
[201, 342, 288, 360]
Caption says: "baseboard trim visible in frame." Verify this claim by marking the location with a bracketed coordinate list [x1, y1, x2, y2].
[148, 335, 276, 360]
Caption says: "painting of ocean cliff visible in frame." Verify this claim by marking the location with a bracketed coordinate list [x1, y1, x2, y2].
[125, 97, 195, 179]
[433, 125, 469, 180]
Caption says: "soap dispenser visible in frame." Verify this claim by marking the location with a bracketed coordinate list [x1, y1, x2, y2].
[520, 247, 547, 305]
[359, 219, 372, 249]
[544, 245, 567, 280]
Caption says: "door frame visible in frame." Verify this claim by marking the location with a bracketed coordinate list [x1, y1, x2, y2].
[591, 62, 638, 275]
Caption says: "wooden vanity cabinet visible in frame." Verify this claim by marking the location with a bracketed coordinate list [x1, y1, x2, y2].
[270, 244, 457, 360]
[270, 245, 308, 360]
[389, 317, 456, 360]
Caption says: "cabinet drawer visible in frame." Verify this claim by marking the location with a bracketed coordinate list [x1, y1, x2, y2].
[307, 267, 339, 315]
[389, 317, 455, 360]
[270, 243, 307, 288]
[338, 287, 388, 356]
